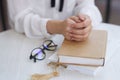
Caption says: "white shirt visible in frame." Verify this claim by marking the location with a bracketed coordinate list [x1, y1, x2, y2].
[7, 0, 102, 39]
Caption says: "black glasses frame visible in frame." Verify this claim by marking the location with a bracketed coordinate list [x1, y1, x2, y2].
[29, 40, 57, 62]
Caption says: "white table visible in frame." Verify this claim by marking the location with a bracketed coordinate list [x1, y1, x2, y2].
[0, 23, 120, 80]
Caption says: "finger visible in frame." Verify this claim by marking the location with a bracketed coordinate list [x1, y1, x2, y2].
[70, 33, 88, 39]
[64, 32, 72, 41]
[77, 14, 91, 21]
[66, 25, 75, 34]
[73, 18, 91, 29]
[65, 18, 76, 26]
[71, 33, 89, 41]
[77, 14, 86, 21]
[71, 38, 87, 42]
[70, 16, 81, 23]
[70, 26, 91, 35]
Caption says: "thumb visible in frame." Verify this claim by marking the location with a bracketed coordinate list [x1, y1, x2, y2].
[68, 19, 76, 24]
[78, 14, 86, 21]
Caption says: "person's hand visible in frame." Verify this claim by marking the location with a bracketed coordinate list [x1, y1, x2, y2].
[68, 14, 92, 41]
[60, 18, 76, 40]
[46, 18, 76, 40]
[46, 14, 92, 41]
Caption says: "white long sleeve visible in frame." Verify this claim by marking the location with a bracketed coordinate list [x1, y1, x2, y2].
[7, 0, 53, 39]
[7, 0, 102, 39]
[14, 8, 51, 38]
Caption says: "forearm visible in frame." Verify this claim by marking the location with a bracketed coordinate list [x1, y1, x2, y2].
[46, 20, 64, 35]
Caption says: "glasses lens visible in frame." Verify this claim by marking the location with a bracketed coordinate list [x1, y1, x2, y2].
[43, 40, 57, 51]
[31, 48, 45, 60]
[44, 40, 52, 46]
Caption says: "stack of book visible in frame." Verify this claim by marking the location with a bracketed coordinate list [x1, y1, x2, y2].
[49, 30, 107, 76]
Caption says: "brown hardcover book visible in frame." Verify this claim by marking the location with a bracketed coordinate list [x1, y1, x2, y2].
[58, 30, 107, 66]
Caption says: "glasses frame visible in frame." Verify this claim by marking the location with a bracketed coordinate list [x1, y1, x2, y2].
[29, 40, 57, 62]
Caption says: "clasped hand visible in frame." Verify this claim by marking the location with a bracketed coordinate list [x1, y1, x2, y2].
[62, 14, 92, 41]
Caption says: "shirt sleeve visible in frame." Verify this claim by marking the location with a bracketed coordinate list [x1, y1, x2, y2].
[7, 0, 52, 39]
[74, 0, 102, 27]
[14, 8, 52, 39]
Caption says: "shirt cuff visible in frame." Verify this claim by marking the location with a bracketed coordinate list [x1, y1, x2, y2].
[40, 18, 52, 39]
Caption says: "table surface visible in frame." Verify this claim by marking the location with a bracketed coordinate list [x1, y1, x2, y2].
[0, 23, 120, 80]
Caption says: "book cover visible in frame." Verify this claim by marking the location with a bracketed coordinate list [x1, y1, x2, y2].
[58, 30, 107, 66]
[67, 65, 103, 76]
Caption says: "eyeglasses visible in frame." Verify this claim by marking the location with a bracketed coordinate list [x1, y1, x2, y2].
[29, 40, 57, 62]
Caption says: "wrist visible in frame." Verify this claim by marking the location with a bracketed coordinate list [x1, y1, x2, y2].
[46, 20, 64, 35]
